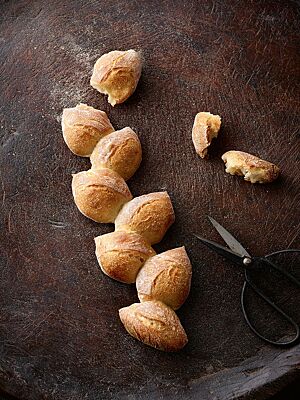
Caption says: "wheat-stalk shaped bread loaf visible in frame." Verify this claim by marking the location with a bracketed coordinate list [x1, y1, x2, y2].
[61, 102, 192, 351]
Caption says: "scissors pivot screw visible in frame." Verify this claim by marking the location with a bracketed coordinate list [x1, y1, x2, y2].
[243, 257, 252, 266]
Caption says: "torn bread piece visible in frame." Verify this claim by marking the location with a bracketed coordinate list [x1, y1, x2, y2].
[192, 112, 221, 158]
[222, 151, 280, 183]
[90, 49, 142, 106]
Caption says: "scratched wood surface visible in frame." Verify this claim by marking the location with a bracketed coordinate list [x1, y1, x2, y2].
[0, 0, 299, 399]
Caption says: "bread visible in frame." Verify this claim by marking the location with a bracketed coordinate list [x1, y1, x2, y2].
[192, 112, 221, 158]
[61, 103, 114, 156]
[72, 168, 132, 223]
[90, 50, 142, 106]
[136, 247, 192, 310]
[61, 57, 192, 352]
[95, 231, 155, 283]
[222, 150, 280, 183]
[114, 192, 175, 245]
[119, 300, 188, 351]
[90, 127, 142, 181]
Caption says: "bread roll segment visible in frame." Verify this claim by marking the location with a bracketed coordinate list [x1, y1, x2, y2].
[136, 247, 192, 310]
[95, 231, 155, 283]
[115, 192, 175, 245]
[119, 300, 188, 352]
[90, 49, 142, 106]
[72, 168, 132, 223]
[90, 127, 142, 181]
[62, 103, 114, 156]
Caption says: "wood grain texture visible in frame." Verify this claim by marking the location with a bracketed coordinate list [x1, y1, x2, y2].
[0, 0, 299, 399]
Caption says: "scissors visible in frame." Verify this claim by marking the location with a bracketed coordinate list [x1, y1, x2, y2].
[194, 216, 300, 347]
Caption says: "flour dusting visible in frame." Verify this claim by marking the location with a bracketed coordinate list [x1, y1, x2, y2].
[50, 34, 100, 111]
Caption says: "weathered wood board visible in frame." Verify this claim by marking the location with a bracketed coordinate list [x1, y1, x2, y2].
[0, 1, 299, 399]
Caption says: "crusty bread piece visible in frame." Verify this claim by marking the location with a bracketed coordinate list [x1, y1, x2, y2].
[90, 50, 142, 106]
[119, 300, 188, 351]
[90, 127, 142, 181]
[222, 150, 280, 183]
[136, 247, 192, 310]
[192, 112, 221, 158]
[61, 103, 114, 156]
[95, 231, 155, 283]
[72, 168, 132, 223]
[114, 192, 175, 245]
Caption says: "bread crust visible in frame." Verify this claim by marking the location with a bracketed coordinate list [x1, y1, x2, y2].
[192, 112, 221, 158]
[72, 168, 132, 223]
[222, 150, 280, 183]
[95, 231, 155, 283]
[136, 247, 192, 310]
[119, 300, 188, 351]
[114, 192, 175, 245]
[90, 127, 142, 181]
[62, 103, 114, 156]
[90, 50, 142, 106]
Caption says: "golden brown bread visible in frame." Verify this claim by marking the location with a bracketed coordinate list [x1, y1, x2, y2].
[61, 103, 114, 156]
[119, 300, 188, 351]
[192, 112, 221, 158]
[114, 192, 175, 245]
[90, 127, 142, 181]
[90, 50, 142, 106]
[94, 231, 155, 283]
[61, 60, 192, 352]
[222, 150, 280, 183]
[72, 168, 132, 223]
[136, 247, 192, 310]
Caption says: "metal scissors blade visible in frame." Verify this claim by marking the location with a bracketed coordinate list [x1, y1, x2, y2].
[193, 234, 245, 266]
[207, 216, 251, 258]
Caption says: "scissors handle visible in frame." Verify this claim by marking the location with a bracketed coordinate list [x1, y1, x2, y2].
[241, 255, 300, 347]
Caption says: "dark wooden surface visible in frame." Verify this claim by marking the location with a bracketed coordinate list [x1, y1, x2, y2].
[0, 0, 299, 399]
